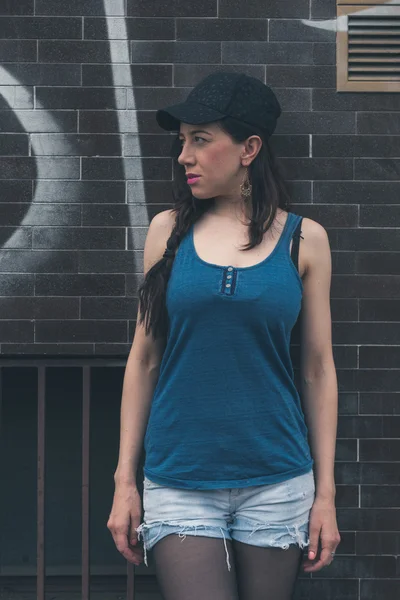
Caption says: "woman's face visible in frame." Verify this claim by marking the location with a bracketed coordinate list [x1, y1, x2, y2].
[177, 122, 245, 200]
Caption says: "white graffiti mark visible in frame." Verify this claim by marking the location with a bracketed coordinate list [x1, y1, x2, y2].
[0, 6, 148, 257]
[104, 5, 148, 248]
[0, 74, 73, 251]
[301, 2, 393, 31]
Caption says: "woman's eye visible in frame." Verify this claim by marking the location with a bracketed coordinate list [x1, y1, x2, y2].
[194, 136, 206, 144]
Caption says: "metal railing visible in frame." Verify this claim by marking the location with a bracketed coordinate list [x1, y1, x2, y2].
[0, 357, 139, 600]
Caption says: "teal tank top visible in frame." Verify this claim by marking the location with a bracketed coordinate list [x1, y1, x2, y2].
[143, 211, 313, 489]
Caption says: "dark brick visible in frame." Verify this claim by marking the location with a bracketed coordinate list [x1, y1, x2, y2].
[177, 18, 267, 41]
[360, 205, 400, 228]
[356, 532, 400, 555]
[361, 297, 400, 321]
[333, 322, 400, 344]
[0, 109, 77, 133]
[174, 64, 265, 87]
[1, 64, 80, 86]
[84, 17, 174, 40]
[276, 112, 355, 135]
[329, 229, 400, 251]
[0, 0, 33, 15]
[357, 112, 400, 134]
[258, 88, 311, 112]
[35, 320, 127, 343]
[94, 343, 131, 355]
[356, 159, 400, 181]
[331, 299, 358, 322]
[0, 250, 77, 273]
[36, 0, 126, 16]
[313, 88, 400, 111]
[79, 110, 159, 133]
[127, 87, 189, 110]
[314, 135, 400, 158]
[33, 228, 125, 250]
[0, 180, 31, 202]
[285, 181, 312, 203]
[280, 158, 353, 181]
[314, 181, 400, 204]
[0, 134, 28, 156]
[313, 43, 336, 65]
[0, 274, 34, 296]
[124, 134, 173, 157]
[0, 40, 36, 61]
[332, 251, 356, 275]
[0, 297, 79, 319]
[311, 0, 336, 18]
[268, 135, 310, 158]
[335, 463, 400, 485]
[35, 274, 125, 296]
[361, 346, 400, 369]
[223, 42, 313, 65]
[34, 181, 125, 203]
[0, 228, 32, 249]
[79, 251, 141, 274]
[0, 16, 82, 38]
[361, 580, 400, 599]
[219, 0, 309, 18]
[131, 41, 220, 64]
[336, 439, 357, 462]
[270, 19, 335, 42]
[127, 181, 173, 204]
[126, 274, 145, 296]
[360, 440, 400, 462]
[81, 204, 134, 227]
[311, 553, 396, 578]
[3, 343, 94, 354]
[336, 485, 359, 508]
[82, 157, 171, 181]
[0, 204, 80, 226]
[127, 0, 217, 17]
[338, 416, 400, 438]
[81, 298, 139, 319]
[356, 252, 400, 275]
[0, 157, 79, 179]
[31, 133, 122, 156]
[36, 87, 126, 109]
[294, 580, 358, 600]
[39, 41, 128, 63]
[82, 64, 172, 87]
[0, 321, 34, 343]
[270, 65, 336, 88]
[338, 393, 359, 415]
[361, 486, 400, 508]
[360, 393, 400, 415]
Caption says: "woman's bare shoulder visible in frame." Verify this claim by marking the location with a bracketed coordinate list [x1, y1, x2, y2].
[144, 209, 176, 272]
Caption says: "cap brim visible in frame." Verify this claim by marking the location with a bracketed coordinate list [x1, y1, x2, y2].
[156, 101, 226, 131]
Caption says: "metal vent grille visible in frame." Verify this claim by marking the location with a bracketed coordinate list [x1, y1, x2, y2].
[348, 14, 400, 80]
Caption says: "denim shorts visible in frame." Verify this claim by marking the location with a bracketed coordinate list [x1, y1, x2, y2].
[135, 469, 315, 570]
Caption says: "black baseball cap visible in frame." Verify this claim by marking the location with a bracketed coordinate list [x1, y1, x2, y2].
[156, 71, 282, 138]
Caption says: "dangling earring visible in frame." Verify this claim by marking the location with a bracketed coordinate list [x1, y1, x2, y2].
[240, 168, 252, 200]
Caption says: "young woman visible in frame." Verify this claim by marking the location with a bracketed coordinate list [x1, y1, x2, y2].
[107, 72, 341, 599]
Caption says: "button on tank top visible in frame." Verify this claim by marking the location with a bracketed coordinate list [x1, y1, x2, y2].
[143, 211, 313, 490]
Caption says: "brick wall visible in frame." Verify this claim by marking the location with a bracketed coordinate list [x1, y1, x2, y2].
[0, 1, 399, 598]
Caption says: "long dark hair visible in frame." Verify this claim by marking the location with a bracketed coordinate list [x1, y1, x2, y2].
[138, 117, 292, 340]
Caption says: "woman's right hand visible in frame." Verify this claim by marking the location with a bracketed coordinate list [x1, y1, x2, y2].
[107, 482, 144, 565]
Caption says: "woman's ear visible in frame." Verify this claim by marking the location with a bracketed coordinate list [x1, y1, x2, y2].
[241, 135, 263, 166]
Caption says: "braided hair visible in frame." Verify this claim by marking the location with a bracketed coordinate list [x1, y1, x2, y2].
[137, 117, 291, 340]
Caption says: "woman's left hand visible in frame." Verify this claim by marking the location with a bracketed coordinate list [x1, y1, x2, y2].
[302, 496, 341, 573]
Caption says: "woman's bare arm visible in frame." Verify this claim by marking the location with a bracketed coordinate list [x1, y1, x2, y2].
[114, 208, 175, 486]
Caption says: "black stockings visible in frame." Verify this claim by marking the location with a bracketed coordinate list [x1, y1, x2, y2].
[152, 533, 304, 600]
